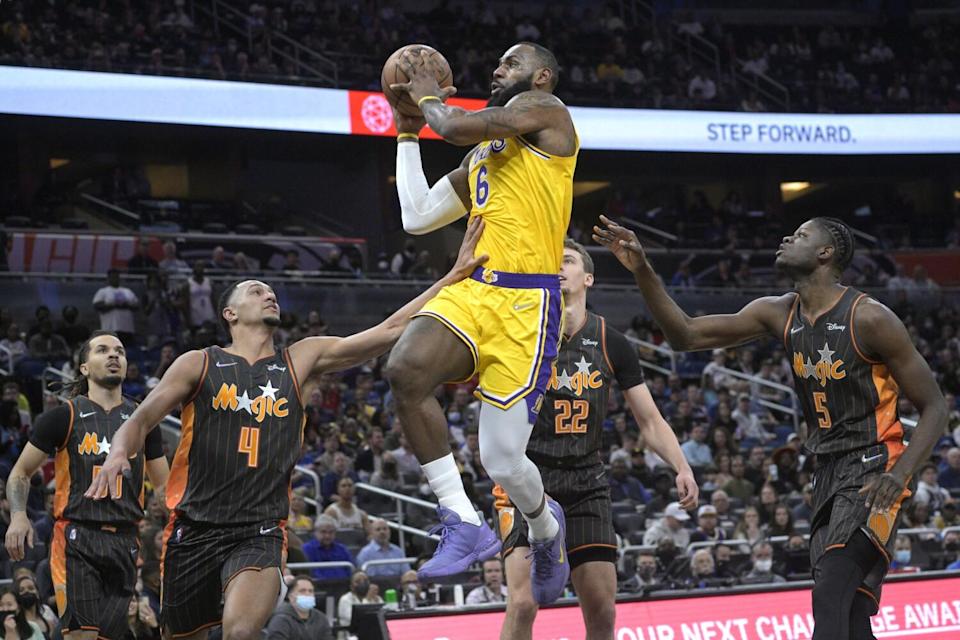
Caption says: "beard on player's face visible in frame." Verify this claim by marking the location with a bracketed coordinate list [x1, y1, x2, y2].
[92, 373, 123, 389]
[487, 73, 534, 107]
[262, 314, 282, 328]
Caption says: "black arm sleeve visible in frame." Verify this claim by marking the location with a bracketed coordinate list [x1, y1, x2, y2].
[606, 327, 646, 390]
[144, 426, 165, 461]
[28, 404, 72, 455]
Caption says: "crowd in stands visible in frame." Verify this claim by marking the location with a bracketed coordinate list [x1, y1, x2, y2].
[2, 1, 959, 113]
[1, 268, 960, 636]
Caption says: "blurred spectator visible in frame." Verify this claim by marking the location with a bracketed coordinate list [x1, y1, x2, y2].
[399, 570, 429, 610]
[685, 549, 721, 589]
[93, 269, 139, 344]
[127, 238, 158, 274]
[681, 424, 714, 467]
[688, 70, 716, 102]
[0, 589, 44, 640]
[158, 241, 188, 274]
[355, 519, 410, 577]
[465, 558, 508, 604]
[646, 471, 676, 514]
[390, 241, 417, 277]
[266, 576, 333, 640]
[945, 532, 960, 571]
[301, 515, 353, 580]
[369, 453, 401, 492]
[933, 501, 959, 530]
[143, 273, 178, 346]
[690, 505, 725, 543]
[741, 542, 785, 584]
[643, 502, 691, 548]
[56, 306, 91, 349]
[768, 504, 795, 537]
[732, 395, 774, 443]
[122, 362, 147, 401]
[321, 453, 359, 502]
[354, 427, 385, 480]
[940, 447, 960, 490]
[743, 446, 769, 489]
[337, 571, 382, 632]
[126, 593, 161, 640]
[710, 490, 734, 525]
[27, 320, 70, 362]
[15, 575, 58, 638]
[758, 483, 780, 525]
[915, 463, 952, 512]
[732, 506, 766, 546]
[183, 262, 215, 330]
[621, 551, 663, 593]
[287, 493, 314, 538]
[208, 246, 231, 271]
[792, 484, 815, 523]
[770, 446, 801, 496]
[723, 455, 756, 502]
[889, 535, 923, 573]
[0, 324, 27, 366]
[388, 430, 420, 478]
[609, 457, 650, 504]
[323, 477, 368, 531]
[283, 250, 301, 273]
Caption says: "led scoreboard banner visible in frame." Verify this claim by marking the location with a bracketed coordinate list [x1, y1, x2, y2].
[2, 67, 959, 155]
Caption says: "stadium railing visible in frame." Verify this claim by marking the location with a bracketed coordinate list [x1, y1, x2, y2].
[713, 365, 802, 433]
[354, 483, 441, 551]
[360, 558, 420, 574]
[626, 335, 677, 376]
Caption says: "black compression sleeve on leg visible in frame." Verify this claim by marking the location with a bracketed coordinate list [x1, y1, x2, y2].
[849, 591, 878, 640]
[811, 531, 881, 640]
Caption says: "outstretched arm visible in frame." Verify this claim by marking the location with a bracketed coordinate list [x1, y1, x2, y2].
[288, 218, 488, 377]
[593, 216, 789, 351]
[85, 350, 204, 500]
[623, 384, 698, 510]
[856, 300, 948, 513]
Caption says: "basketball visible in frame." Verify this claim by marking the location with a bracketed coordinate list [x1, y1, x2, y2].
[381, 44, 453, 117]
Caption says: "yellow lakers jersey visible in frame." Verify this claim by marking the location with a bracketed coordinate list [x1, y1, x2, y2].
[467, 133, 579, 274]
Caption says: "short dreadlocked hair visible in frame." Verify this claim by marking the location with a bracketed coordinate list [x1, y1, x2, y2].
[813, 217, 855, 274]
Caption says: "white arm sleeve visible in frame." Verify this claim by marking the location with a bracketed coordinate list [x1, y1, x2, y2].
[396, 140, 468, 235]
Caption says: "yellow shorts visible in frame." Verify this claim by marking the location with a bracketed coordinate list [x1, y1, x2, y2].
[415, 267, 563, 422]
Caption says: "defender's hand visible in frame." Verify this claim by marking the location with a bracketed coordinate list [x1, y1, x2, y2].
[84, 448, 130, 500]
[859, 472, 907, 514]
[4, 512, 34, 561]
[443, 217, 489, 284]
[592, 215, 649, 274]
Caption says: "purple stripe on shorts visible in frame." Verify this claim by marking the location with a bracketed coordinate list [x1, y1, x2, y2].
[524, 287, 562, 423]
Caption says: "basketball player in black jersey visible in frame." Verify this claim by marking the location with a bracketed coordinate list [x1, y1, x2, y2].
[594, 215, 947, 640]
[85, 220, 486, 640]
[496, 239, 698, 640]
[5, 331, 170, 640]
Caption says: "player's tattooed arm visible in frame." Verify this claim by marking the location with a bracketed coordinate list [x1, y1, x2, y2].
[855, 300, 948, 513]
[593, 215, 790, 351]
[290, 218, 488, 377]
[419, 91, 566, 146]
[5, 445, 47, 560]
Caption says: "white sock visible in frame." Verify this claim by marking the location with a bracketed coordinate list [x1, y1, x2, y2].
[422, 454, 481, 526]
[524, 498, 560, 543]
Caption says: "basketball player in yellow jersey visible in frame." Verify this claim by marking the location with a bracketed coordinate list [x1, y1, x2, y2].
[385, 42, 578, 604]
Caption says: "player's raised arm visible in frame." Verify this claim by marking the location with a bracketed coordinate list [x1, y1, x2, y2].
[594, 215, 790, 351]
[85, 350, 204, 500]
[623, 384, 699, 510]
[288, 217, 488, 377]
[855, 300, 948, 512]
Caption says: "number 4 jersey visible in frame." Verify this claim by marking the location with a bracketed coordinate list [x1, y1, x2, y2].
[166, 346, 305, 525]
[784, 287, 904, 457]
[526, 313, 646, 468]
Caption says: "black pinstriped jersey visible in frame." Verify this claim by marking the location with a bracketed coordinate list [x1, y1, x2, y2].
[30, 396, 164, 525]
[784, 287, 904, 455]
[167, 346, 306, 524]
[527, 313, 645, 468]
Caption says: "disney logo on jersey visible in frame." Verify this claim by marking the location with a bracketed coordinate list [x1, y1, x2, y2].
[212, 380, 289, 423]
[77, 433, 111, 456]
[793, 341, 846, 388]
[548, 356, 602, 396]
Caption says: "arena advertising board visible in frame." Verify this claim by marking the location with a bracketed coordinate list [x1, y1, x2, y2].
[2, 66, 960, 154]
[386, 575, 960, 640]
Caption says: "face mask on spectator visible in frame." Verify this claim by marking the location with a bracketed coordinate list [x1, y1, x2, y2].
[353, 579, 370, 597]
[894, 550, 910, 564]
[294, 595, 315, 611]
[637, 565, 655, 580]
[754, 558, 773, 573]
[16, 593, 36, 609]
[945, 541, 960, 552]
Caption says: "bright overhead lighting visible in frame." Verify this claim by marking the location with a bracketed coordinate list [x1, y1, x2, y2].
[780, 181, 811, 193]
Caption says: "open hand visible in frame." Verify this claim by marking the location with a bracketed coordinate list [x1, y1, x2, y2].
[84, 447, 130, 500]
[444, 217, 489, 283]
[390, 50, 457, 105]
[592, 215, 649, 273]
[4, 513, 34, 561]
[859, 472, 907, 514]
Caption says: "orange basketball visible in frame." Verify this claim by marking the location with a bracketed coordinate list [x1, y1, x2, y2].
[381, 44, 453, 117]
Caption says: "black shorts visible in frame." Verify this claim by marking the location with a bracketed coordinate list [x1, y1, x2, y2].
[494, 464, 617, 569]
[809, 443, 912, 607]
[51, 520, 139, 640]
[160, 514, 285, 637]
